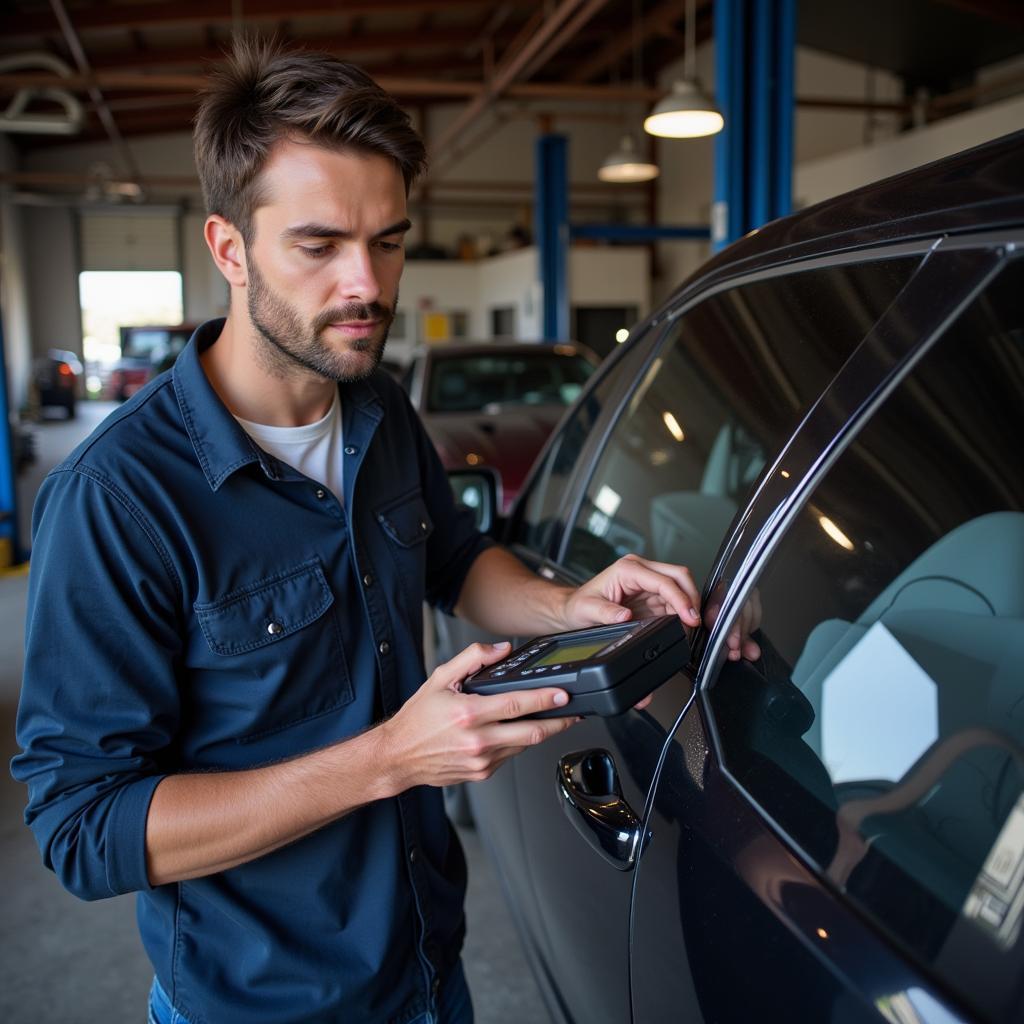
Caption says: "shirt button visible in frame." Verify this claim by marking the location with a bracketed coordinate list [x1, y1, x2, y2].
[344, 446, 357, 455]
[431, 977, 440, 997]
[267, 621, 283, 635]
[419, 521, 428, 532]
[362, 573, 374, 587]
[315, 487, 326, 499]
[379, 640, 390, 655]
[409, 847, 417, 863]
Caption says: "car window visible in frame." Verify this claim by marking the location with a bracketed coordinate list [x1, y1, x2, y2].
[562, 258, 918, 584]
[425, 351, 594, 413]
[508, 340, 649, 560]
[708, 259, 1024, 1012]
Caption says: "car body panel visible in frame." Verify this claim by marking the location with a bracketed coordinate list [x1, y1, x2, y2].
[455, 131, 1024, 1024]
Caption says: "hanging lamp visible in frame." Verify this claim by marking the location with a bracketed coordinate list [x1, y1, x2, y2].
[598, 134, 660, 182]
[644, 0, 723, 138]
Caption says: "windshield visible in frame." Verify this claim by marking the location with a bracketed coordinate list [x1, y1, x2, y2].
[426, 352, 595, 413]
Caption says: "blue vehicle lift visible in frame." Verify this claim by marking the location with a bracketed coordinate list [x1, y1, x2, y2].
[0, 310, 20, 567]
[713, 0, 796, 250]
[535, 134, 711, 341]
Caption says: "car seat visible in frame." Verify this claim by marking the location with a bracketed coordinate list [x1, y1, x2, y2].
[649, 423, 766, 583]
[790, 510, 1024, 909]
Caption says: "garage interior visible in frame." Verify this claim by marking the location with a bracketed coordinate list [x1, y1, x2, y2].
[1, 1, 1023, 1021]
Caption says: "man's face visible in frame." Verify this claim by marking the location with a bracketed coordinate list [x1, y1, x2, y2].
[243, 141, 410, 383]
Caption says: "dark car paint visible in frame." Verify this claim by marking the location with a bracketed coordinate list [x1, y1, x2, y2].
[448, 131, 1024, 1024]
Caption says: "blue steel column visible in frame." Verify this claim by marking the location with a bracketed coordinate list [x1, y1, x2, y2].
[535, 134, 569, 341]
[712, 0, 795, 251]
[0, 310, 19, 567]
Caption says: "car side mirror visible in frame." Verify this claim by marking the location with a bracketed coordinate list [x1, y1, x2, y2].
[448, 467, 503, 535]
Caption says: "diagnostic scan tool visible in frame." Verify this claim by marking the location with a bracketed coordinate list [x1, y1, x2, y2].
[464, 615, 690, 718]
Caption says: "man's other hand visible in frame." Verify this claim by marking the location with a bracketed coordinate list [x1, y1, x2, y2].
[379, 641, 578, 792]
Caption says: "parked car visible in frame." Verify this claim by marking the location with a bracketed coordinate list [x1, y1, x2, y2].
[404, 341, 599, 512]
[442, 130, 1024, 1024]
[105, 323, 196, 401]
[32, 348, 83, 418]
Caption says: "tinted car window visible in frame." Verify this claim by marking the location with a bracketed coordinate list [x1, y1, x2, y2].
[709, 259, 1024, 1011]
[509, 341, 648, 559]
[426, 351, 595, 413]
[562, 259, 917, 583]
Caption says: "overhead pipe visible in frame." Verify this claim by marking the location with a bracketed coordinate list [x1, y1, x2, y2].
[0, 52, 83, 135]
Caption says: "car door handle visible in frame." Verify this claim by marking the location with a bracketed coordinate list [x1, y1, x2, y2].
[556, 749, 648, 871]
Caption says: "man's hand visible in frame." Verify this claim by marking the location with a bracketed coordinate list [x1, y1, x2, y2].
[560, 554, 702, 632]
[704, 581, 762, 662]
[379, 641, 578, 792]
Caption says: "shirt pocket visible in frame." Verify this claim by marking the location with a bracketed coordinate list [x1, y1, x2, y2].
[193, 557, 355, 742]
[376, 489, 433, 611]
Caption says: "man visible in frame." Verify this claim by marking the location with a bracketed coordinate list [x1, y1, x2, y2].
[12, 41, 724, 1024]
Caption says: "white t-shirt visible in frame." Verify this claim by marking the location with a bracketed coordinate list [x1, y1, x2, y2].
[235, 391, 344, 502]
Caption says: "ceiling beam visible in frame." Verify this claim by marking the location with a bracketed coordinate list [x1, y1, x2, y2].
[567, 0, 707, 84]
[430, 0, 612, 169]
[82, 27, 484, 72]
[49, 0, 140, 180]
[0, 0, 495, 39]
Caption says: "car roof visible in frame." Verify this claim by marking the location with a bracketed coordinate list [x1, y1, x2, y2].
[668, 128, 1024, 305]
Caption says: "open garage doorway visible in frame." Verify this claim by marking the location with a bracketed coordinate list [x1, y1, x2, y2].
[78, 271, 184, 400]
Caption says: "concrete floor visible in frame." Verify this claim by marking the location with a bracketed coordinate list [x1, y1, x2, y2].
[2, 400, 548, 1023]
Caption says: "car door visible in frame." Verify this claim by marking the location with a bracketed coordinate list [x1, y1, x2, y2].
[481, 253, 924, 1024]
[630, 247, 1024, 1023]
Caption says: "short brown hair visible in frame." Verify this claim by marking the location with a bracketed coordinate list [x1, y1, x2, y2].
[193, 38, 427, 241]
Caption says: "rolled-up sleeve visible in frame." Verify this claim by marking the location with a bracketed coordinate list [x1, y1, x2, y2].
[11, 466, 183, 901]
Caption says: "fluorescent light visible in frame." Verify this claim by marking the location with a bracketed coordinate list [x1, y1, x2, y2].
[662, 411, 685, 442]
[598, 134, 659, 183]
[644, 80, 724, 138]
[818, 515, 854, 551]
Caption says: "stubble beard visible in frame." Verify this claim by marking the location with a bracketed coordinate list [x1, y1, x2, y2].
[246, 256, 395, 383]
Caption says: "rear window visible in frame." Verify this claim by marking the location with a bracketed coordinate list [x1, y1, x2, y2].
[426, 352, 595, 413]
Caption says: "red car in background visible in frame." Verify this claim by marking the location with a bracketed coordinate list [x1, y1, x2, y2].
[105, 323, 197, 401]
[402, 341, 600, 513]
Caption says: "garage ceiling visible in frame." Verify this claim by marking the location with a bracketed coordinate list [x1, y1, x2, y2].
[0, 0, 1021, 190]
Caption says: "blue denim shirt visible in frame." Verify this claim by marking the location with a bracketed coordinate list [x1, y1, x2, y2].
[12, 319, 493, 1024]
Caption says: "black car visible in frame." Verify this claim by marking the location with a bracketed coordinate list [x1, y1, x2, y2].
[443, 130, 1024, 1024]
[32, 348, 83, 418]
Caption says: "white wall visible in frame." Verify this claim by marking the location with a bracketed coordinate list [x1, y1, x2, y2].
[795, 92, 1024, 208]
[392, 244, 649, 360]
[24, 206, 81, 358]
[0, 137, 33, 411]
[477, 248, 542, 341]
[570, 246, 651, 312]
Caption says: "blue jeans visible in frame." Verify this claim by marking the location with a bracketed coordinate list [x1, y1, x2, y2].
[147, 962, 474, 1024]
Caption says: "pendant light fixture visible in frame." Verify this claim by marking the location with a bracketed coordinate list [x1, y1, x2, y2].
[644, 0, 723, 138]
[598, 134, 659, 182]
[598, 0, 660, 183]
